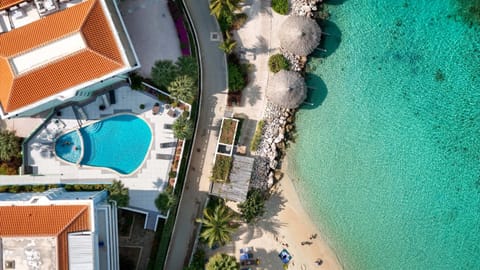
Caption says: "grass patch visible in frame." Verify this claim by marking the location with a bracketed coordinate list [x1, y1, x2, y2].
[250, 120, 265, 152]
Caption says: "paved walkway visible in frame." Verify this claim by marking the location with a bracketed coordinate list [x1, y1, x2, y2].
[12, 87, 183, 212]
[163, 0, 228, 268]
[165, 0, 284, 268]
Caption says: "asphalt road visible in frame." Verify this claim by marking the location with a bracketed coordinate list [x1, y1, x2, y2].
[163, 0, 228, 269]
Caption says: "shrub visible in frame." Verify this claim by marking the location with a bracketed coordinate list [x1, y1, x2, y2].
[232, 13, 248, 30]
[173, 115, 194, 140]
[219, 36, 237, 54]
[206, 253, 239, 270]
[272, 0, 289, 15]
[228, 63, 246, 92]
[106, 180, 129, 207]
[218, 11, 235, 33]
[129, 72, 144, 90]
[0, 130, 22, 162]
[250, 120, 265, 152]
[238, 189, 266, 223]
[167, 75, 196, 104]
[211, 155, 232, 182]
[155, 191, 176, 212]
[268, 54, 290, 73]
[169, 170, 177, 178]
[185, 248, 206, 270]
[151, 60, 179, 89]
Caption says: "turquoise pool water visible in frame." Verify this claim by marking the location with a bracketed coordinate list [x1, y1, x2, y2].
[55, 131, 81, 164]
[55, 114, 152, 174]
[288, 1, 480, 270]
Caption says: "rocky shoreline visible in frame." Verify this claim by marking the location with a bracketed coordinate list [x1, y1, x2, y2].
[251, 102, 296, 190]
[251, 0, 324, 191]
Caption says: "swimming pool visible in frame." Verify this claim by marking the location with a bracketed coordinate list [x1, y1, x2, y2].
[55, 114, 152, 175]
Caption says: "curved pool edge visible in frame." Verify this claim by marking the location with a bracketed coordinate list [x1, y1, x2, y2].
[53, 128, 84, 167]
[54, 113, 154, 176]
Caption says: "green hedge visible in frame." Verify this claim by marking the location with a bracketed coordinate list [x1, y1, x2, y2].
[228, 62, 246, 92]
[250, 120, 265, 152]
[272, 0, 289, 15]
[268, 54, 289, 73]
[0, 184, 60, 193]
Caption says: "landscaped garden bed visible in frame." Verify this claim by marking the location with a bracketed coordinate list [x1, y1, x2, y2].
[211, 155, 232, 182]
[168, 1, 190, 56]
[219, 118, 239, 145]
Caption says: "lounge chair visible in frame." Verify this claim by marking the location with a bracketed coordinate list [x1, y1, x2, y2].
[159, 142, 177, 148]
[156, 154, 173, 160]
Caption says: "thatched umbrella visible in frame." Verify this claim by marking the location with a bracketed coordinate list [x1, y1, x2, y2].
[266, 70, 307, 109]
[279, 16, 322, 56]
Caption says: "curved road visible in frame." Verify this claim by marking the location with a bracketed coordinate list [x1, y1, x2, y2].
[164, 0, 227, 269]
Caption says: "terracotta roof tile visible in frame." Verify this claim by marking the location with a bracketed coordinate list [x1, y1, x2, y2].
[0, 0, 92, 57]
[0, 205, 91, 270]
[6, 49, 122, 111]
[0, 0, 23, 10]
[0, 0, 126, 114]
[82, 0, 123, 64]
[0, 205, 90, 235]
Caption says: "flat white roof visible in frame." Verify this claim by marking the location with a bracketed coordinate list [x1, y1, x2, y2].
[11, 33, 86, 75]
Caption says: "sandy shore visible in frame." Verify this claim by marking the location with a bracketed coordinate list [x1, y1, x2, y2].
[207, 159, 342, 270]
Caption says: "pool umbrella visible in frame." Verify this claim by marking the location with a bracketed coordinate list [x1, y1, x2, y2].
[279, 16, 322, 56]
[266, 70, 307, 109]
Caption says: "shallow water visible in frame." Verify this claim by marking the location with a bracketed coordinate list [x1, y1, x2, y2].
[288, 1, 480, 269]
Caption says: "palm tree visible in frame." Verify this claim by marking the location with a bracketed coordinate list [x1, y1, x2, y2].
[0, 130, 21, 162]
[167, 75, 196, 104]
[176, 56, 198, 80]
[206, 253, 239, 270]
[196, 204, 236, 248]
[209, 0, 241, 19]
[155, 191, 176, 213]
[238, 188, 266, 223]
[106, 180, 129, 207]
[172, 115, 194, 140]
[219, 32, 237, 54]
[151, 60, 179, 89]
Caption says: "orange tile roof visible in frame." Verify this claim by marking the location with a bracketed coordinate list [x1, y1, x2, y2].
[0, 205, 91, 270]
[0, 0, 125, 113]
[0, 0, 23, 10]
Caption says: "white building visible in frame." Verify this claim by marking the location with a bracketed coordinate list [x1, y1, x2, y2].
[0, 188, 119, 270]
[0, 0, 138, 118]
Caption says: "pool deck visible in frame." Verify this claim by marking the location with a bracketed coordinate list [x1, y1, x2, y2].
[20, 86, 183, 212]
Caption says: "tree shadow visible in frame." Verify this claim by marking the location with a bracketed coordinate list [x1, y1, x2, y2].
[244, 84, 262, 106]
[253, 36, 272, 55]
[262, 188, 288, 220]
[152, 178, 165, 190]
[254, 247, 290, 270]
[241, 0, 272, 20]
[301, 73, 328, 110]
[313, 20, 342, 58]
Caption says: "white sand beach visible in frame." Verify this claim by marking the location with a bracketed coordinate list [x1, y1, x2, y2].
[207, 159, 342, 270]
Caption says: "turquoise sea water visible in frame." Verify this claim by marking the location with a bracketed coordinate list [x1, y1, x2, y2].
[288, 1, 480, 269]
[56, 114, 152, 174]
